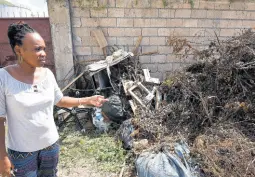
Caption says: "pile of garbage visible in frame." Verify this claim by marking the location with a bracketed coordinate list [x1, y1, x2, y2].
[126, 30, 255, 177]
[58, 30, 255, 177]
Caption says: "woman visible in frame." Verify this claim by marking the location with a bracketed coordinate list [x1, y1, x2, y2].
[0, 21, 107, 177]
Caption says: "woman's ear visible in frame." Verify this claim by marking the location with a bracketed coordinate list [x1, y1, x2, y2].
[14, 45, 21, 56]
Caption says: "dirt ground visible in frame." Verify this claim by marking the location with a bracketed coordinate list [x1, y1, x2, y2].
[58, 166, 118, 177]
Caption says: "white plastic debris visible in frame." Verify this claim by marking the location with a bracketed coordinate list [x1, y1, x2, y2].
[143, 69, 160, 84]
[92, 108, 110, 132]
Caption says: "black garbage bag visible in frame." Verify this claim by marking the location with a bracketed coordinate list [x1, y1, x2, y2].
[101, 94, 126, 123]
[115, 119, 134, 150]
[136, 144, 197, 177]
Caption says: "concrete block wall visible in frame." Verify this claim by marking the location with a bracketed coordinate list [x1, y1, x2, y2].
[70, 0, 255, 81]
[48, 0, 74, 86]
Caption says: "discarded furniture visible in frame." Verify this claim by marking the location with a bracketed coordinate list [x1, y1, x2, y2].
[54, 106, 92, 133]
[143, 69, 160, 84]
[55, 50, 134, 131]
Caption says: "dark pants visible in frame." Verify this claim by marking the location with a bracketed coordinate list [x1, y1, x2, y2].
[8, 141, 59, 177]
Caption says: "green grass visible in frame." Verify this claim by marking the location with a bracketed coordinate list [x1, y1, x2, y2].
[59, 125, 127, 173]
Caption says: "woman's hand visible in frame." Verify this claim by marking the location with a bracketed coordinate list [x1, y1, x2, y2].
[0, 156, 14, 177]
[88, 95, 108, 107]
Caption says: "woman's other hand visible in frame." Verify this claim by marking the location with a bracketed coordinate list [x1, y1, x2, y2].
[0, 156, 14, 177]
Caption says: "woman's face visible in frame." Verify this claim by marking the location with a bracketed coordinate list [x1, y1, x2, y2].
[16, 32, 46, 67]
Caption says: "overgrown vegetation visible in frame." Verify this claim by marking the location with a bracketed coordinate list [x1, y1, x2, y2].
[135, 30, 255, 176]
[0, 0, 14, 6]
[162, 0, 168, 7]
[189, 0, 195, 8]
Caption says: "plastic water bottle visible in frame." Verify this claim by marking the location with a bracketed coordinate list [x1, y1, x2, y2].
[92, 108, 109, 132]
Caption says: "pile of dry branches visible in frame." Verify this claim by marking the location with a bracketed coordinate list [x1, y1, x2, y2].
[134, 30, 255, 176]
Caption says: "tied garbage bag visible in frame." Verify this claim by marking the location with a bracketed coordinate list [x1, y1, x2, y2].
[101, 94, 126, 123]
[136, 142, 197, 177]
[115, 119, 134, 150]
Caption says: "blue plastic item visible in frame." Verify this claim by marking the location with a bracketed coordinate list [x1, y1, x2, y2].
[136, 142, 198, 177]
